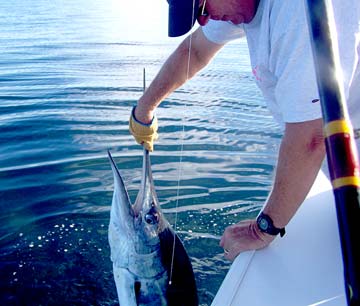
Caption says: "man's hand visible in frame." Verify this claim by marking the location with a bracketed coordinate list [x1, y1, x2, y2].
[129, 107, 158, 152]
[219, 219, 275, 261]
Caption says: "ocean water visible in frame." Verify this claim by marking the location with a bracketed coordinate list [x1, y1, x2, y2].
[0, 1, 282, 305]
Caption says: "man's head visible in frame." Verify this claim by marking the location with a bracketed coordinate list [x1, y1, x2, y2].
[167, 0, 200, 37]
[168, 0, 259, 37]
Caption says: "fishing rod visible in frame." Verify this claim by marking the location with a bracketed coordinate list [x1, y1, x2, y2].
[305, 1, 360, 305]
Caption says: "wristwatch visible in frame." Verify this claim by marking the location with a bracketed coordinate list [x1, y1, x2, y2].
[256, 212, 286, 237]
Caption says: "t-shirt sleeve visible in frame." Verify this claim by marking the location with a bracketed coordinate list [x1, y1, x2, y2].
[273, 8, 322, 123]
[202, 20, 245, 44]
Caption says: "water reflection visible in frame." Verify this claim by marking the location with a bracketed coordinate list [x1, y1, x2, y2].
[0, 0, 282, 304]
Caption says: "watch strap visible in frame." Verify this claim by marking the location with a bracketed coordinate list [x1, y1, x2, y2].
[256, 212, 286, 237]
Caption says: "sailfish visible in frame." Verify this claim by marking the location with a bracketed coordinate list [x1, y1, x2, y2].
[108, 149, 198, 306]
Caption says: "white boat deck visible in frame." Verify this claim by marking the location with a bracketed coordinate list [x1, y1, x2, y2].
[211, 171, 347, 306]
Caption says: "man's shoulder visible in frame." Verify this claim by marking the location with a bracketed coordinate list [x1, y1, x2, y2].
[202, 20, 245, 45]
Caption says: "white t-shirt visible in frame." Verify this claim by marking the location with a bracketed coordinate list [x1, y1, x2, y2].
[202, 0, 360, 137]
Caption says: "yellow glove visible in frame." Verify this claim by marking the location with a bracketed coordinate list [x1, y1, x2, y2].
[129, 107, 158, 152]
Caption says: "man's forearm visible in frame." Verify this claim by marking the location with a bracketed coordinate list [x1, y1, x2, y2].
[135, 38, 195, 123]
[135, 28, 223, 123]
[262, 119, 326, 229]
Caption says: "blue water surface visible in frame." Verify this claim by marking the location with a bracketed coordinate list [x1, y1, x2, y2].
[0, 1, 282, 305]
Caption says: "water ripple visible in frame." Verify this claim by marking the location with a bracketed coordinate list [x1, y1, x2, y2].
[0, 0, 282, 304]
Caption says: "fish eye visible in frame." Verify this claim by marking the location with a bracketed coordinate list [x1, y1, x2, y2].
[144, 206, 159, 225]
[145, 214, 158, 224]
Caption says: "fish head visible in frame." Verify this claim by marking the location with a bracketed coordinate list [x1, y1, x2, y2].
[132, 150, 167, 252]
[108, 150, 167, 254]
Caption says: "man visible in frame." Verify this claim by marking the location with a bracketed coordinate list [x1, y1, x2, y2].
[129, 0, 360, 261]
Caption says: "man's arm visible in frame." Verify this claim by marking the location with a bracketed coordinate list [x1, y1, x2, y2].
[262, 118, 326, 227]
[134, 27, 224, 124]
[220, 118, 326, 260]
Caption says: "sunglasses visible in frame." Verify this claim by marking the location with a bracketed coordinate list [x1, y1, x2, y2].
[198, 0, 209, 17]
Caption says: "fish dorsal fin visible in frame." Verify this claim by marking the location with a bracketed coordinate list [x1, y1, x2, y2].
[108, 151, 134, 222]
[159, 228, 199, 306]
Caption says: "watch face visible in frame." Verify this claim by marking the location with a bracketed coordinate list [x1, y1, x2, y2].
[258, 217, 269, 231]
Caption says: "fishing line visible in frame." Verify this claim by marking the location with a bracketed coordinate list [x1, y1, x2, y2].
[169, 0, 197, 286]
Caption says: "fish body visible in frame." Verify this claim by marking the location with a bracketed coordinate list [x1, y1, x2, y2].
[108, 150, 198, 306]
